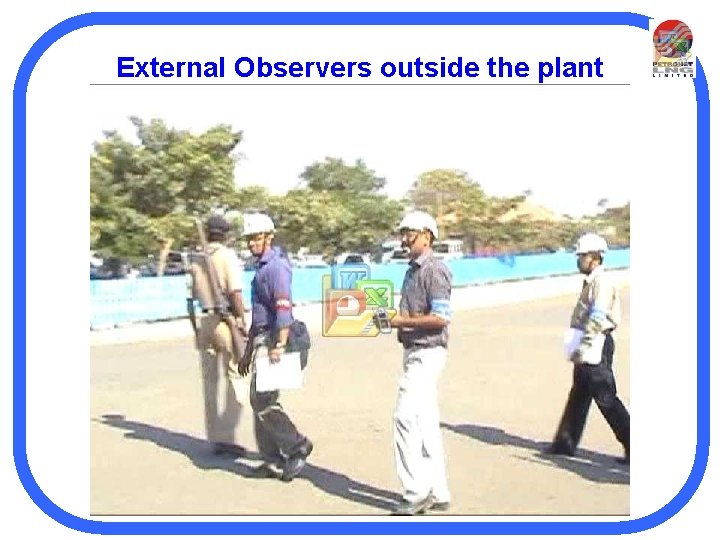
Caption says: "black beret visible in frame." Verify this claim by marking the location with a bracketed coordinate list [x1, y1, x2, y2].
[205, 215, 230, 234]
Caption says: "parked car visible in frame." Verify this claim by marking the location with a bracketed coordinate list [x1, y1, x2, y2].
[434, 239, 465, 261]
[163, 251, 187, 275]
[386, 249, 411, 264]
[139, 251, 189, 277]
[334, 252, 370, 265]
[379, 240, 403, 263]
[91, 256, 132, 280]
[293, 254, 330, 269]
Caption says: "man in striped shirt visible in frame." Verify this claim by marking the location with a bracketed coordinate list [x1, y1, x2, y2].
[389, 211, 453, 515]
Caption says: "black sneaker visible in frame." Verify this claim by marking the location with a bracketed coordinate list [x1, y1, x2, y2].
[429, 500, 451, 512]
[251, 462, 284, 479]
[211, 442, 247, 458]
[542, 443, 575, 457]
[392, 494, 434, 516]
[282, 439, 314, 482]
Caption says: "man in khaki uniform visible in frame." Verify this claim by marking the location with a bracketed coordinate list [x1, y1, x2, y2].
[187, 215, 248, 457]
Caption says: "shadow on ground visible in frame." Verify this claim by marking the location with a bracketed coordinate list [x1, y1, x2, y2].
[97, 414, 399, 513]
[441, 422, 629, 485]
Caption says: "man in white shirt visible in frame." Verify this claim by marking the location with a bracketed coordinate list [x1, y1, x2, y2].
[546, 233, 630, 464]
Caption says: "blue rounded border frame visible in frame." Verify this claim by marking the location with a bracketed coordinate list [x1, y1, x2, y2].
[12, 11, 710, 535]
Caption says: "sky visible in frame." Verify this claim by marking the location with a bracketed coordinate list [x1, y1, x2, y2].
[86, 21, 653, 219]
[91, 84, 634, 219]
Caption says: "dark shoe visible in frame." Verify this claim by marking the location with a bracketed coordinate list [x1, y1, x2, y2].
[212, 442, 247, 458]
[282, 439, 314, 482]
[392, 494, 434, 516]
[616, 447, 630, 465]
[429, 500, 451, 512]
[251, 462, 284, 479]
[543, 443, 575, 457]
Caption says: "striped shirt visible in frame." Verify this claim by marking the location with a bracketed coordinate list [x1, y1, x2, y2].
[398, 249, 453, 349]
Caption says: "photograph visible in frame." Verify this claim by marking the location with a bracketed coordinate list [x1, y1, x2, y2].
[87, 23, 640, 516]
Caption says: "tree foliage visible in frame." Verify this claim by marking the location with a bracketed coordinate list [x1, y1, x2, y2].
[299, 157, 386, 193]
[90, 119, 629, 266]
[90, 118, 242, 261]
[269, 158, 403, 257]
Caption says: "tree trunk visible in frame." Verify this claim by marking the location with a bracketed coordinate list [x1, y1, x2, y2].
[156, 238, 173, 276]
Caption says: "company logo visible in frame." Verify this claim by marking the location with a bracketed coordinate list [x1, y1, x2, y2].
[652, 20, 694, 78]
[322, 264, 396, 337]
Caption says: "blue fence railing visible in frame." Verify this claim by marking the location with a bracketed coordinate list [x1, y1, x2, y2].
[90, 249, 629, 329]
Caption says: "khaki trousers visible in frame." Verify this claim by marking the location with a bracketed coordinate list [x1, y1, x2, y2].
[198, 314, 247, 444]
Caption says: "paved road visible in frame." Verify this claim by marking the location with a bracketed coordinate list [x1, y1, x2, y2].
[90, 289, 630, 516]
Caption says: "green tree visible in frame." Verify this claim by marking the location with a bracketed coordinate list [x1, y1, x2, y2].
[267, 157, 403, 258]
[299, 157, 386, 193]
[90, 118, 243, 267]
[230, 185, 271, 212]
[593, 202, 630, 247]
[267, 189, 403, 258]
[407, 169, 526, 250]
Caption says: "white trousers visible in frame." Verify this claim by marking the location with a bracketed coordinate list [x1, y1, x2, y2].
[393, 346, 450, 503]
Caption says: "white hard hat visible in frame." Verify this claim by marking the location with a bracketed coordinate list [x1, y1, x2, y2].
[575, 233, 608, 254]
[397, 210, 439, 240]
[242, 213, 275, 236]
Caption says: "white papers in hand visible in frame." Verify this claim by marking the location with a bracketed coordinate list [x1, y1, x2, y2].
[582, 334, 606, 365]
[255, 351, 304, 392]
[563, 328, 584, 359]
[563, 328, 605, 365]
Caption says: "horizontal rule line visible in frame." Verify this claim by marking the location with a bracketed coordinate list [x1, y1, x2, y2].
[90, 82, 631, 87]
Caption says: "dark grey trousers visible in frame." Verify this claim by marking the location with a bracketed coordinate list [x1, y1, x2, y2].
[553, 334, 631, 453]
[249, 336, 306, 462]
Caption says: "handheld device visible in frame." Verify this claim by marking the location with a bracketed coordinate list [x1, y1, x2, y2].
[374, 308, 393, 334]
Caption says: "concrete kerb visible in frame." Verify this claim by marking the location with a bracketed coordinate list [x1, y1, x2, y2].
[90, 269, 629, 347]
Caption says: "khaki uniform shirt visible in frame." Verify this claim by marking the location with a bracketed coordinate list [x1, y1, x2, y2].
[187, 243, 243, 352]
[570, 265, 621, 361]
[188, 243, 243, 310]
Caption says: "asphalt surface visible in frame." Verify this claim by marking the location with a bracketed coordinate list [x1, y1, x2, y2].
[90, 288, 630, 516]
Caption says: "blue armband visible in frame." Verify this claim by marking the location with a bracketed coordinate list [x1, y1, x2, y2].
[589, 307, 610, 326]
[431, 299, 452, 321]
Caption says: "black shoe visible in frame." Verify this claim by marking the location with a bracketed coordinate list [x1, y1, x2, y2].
[543, 443, 575, 457]
[211, 442, 247, 458]
[616, 448, 630, 465]
[429, 500, 451, 512]
[251, 462, 284, 479]
[282, 439, 314, 482]
[392, 494, 434, 516]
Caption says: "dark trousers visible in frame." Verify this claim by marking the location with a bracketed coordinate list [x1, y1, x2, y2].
[553, 334, 630, 453]
[248, 342, 306, 463]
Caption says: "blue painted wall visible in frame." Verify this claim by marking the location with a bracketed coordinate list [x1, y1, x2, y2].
[90, 249, 630, 329]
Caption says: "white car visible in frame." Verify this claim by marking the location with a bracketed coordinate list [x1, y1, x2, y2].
[434, 239, 465, 261]
[293, 254, 330, 269]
